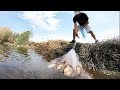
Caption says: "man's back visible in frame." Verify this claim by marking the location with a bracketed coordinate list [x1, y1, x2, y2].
[73, 13, 89, 26]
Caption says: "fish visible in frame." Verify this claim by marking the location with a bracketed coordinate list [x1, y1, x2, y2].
[63, 64, 74, 77]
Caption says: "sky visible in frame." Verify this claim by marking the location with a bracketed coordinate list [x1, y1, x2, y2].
[0, 11, 119, 43]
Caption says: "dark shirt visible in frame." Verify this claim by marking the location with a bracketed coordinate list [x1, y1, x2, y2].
[73, 13, 89, 26]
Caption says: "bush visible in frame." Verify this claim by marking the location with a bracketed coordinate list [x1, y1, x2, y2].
[81, 38, 120, 72]
[0, 27, 13, 44]
[15, 31, 32, 45]
[79, 39, 120, 72]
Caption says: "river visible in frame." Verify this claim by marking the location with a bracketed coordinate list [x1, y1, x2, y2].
[0, 46, 119, 79]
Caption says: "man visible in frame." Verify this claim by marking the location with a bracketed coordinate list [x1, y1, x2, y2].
[70, 11, 99, 43]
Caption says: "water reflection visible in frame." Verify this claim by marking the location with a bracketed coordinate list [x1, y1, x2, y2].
[0, 48, 76, 79]
[15, 47, 29, 57]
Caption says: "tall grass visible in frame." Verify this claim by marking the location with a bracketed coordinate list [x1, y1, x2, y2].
[0, 27, 13, 44]
[33, 39, 120, 72]
[0, 27, 32, 46]
[33, 40, 69, 61]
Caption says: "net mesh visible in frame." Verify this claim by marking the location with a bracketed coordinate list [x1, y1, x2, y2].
[48, 47, 93, 79]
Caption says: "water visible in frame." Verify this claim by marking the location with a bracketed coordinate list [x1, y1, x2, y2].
[0, 47, 79, 79]
[0, 46, 119, 79]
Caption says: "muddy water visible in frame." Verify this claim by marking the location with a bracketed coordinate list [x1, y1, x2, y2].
[0, 46, 119, 79]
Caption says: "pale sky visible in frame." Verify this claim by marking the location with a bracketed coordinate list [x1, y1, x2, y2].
[0, 11, 119, 43]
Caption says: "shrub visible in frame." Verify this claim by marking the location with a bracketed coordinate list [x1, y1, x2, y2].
[0, 27, 13, 44]
[15, 31, 32, 45]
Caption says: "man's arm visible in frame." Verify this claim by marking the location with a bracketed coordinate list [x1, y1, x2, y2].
[73, 16, 78, 31]
[74, 23, 79, 36]
[74, 23, 78, 30]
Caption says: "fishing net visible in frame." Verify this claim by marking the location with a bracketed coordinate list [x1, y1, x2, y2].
[48, 43, 93, 79]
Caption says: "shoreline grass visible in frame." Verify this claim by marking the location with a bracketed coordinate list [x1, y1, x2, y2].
[32, 39, 120, 72]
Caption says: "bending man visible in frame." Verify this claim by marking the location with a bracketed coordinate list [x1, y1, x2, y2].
[70, 11, 99, 43]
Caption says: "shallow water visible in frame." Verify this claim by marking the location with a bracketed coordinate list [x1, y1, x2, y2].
[0, 47, 80, 79]
[0, 46, 119, 79]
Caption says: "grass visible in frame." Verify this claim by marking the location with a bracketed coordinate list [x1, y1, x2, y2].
[0, 44, 12, 54]
[32, 40, 70, 61]
[0, 27, 32, 54]
[33, 39, 120, 72]
[87, 38, 120, 72]
[0, 27, 13, 44]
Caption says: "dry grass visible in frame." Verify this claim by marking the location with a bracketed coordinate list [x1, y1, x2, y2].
[0, 27, 16, 54]
[90, 39, 120, 72]
[78, 38, 120, 72]
[0, 27, 16, 44]
[0, 44, 12, 54]
[33, 39, 120, 72]
[33, 40, 70, 61]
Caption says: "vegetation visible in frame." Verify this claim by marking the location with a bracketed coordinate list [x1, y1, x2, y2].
[15, 31, 32, 46]
[0, 26, 119, 74]
[0, 27, 32, 53]
[87, 38, 120, 72]
[33, 39, 120, 72]
[32, 40, 70, 61]
[0, 27, 15, 44]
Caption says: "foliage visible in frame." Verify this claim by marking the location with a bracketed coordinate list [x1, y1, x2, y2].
[15, 31, 32, 45]
[0, 27, 13, 44]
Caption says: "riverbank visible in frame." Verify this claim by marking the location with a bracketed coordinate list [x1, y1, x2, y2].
[0, 39, 120, 79]
[32, 39, 120, 73]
